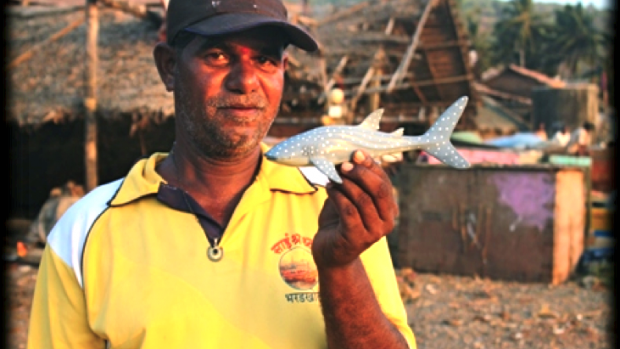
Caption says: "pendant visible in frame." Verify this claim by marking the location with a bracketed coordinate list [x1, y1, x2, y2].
[207, 240, 223, 262]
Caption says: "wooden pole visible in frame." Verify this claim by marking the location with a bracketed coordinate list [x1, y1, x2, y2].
[368, 66, 382, 112]
[349, 65, 375, 118]
[85, 0, 99, 192]
[368, 18, 394, 114]
[317, 55, 348, 105]
[319, 54, 328, 100]
[349, 17, 394, 118]
[386, 0, 437, 93]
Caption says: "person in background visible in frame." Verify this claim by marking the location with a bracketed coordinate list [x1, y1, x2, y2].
[17, 181, 84, 257]
[534, 122, 548, 141]
[567, 121, 595, 156]
[550, 124, 571, 148]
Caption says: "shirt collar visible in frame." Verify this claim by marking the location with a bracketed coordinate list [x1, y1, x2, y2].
[109, 144, 317, 207]
[258, 143, 318, 194]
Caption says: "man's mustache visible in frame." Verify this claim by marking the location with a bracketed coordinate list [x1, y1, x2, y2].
[207, 95, 268, 109]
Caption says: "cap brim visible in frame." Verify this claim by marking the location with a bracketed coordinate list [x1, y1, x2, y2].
[185, 13, 318, 52]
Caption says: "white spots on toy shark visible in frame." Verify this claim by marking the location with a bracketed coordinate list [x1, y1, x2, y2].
[265, 96, 471, 183]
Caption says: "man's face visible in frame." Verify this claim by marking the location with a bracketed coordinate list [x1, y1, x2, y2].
[173, 26, 288, 160]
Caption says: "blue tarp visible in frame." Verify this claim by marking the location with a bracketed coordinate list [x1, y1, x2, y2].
[485, 132, 546, 149]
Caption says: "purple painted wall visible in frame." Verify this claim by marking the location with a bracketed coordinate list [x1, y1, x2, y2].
[489, 172, 555, 232]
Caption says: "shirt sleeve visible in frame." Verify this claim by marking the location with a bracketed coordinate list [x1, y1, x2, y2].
[27, 244, 105, 349]
[360, 237, 417, 349]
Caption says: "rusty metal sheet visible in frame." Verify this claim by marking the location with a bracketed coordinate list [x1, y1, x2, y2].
[395, 164, 585, 283]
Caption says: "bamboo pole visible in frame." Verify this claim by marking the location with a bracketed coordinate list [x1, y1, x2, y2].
[319, 54, 328, 98]
[348, 17, 394, 117]
[367, 19, 393, 113]
[368, 66, 382, 112]
[386, 0, 437, 93]
[7, 17, 85, 69]
[349, 64, 376, 116]
[384, 17, 395, 36]
[325, 55, 348, 92]
[84, 0, 99, 192]
[317, 55, 348, 105]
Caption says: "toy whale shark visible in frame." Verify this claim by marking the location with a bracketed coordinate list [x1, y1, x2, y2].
[265, 96, 471, 183]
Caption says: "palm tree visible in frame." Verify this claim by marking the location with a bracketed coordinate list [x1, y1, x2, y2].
[464, 7, 493, 77]
[492, 0, 546, 67]
[518, 21, 559, 76]
[548, 4, 607, 79]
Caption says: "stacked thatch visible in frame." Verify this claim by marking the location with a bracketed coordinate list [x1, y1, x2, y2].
[7, 4, 171, 129]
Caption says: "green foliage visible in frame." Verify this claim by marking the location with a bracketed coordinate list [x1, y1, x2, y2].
[299, 0, 612, 81]
[546, 3, 609, 78]
[491, 0, 553, 67]
[463, 7, 495, 74]
[458, 0, 611, 78]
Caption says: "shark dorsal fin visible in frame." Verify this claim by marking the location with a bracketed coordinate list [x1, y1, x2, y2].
[357, 108, 384, 130]
[390, 128, 404, 137]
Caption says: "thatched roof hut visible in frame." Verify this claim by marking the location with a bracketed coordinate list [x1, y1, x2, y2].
[8, 4, 175, 217]
[477, 64, 567, 122]
[277, 0, 479, 135]
[7, 4, 171, 128]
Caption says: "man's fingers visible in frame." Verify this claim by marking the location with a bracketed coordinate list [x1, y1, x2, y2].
[352, 150, 391, 183]
[325, 184, 382, 254]
[325, 184, 364, 234]
[352, 150, 399, 217]
[339, 152, 396, 224]
[331, 176, 382, 233]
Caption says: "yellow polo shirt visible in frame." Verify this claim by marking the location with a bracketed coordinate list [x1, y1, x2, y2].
[27, 151, 415, 348]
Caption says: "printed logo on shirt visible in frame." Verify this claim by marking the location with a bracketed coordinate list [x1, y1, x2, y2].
[271, 233, 320, 303]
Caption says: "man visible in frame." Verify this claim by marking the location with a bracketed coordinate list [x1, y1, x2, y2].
[27, 0, 415, 347]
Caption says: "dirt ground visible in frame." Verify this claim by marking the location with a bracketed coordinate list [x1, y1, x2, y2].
[398, 269, 615, 349]
[4, 251, 615, 349]
[5, 261, 37, 349]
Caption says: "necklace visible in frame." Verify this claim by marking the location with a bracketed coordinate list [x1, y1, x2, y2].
[170, 146, 224, 262]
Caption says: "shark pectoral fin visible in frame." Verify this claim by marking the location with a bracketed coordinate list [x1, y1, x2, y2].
[310, 157, 342, 184]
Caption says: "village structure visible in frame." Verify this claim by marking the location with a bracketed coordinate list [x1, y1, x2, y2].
[6, 0, 615, 310]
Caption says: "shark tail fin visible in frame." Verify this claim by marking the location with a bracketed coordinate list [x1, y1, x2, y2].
[420, 96, 471, 169]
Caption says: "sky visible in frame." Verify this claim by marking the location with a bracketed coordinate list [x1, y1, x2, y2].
[526, 0, 613, 9]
